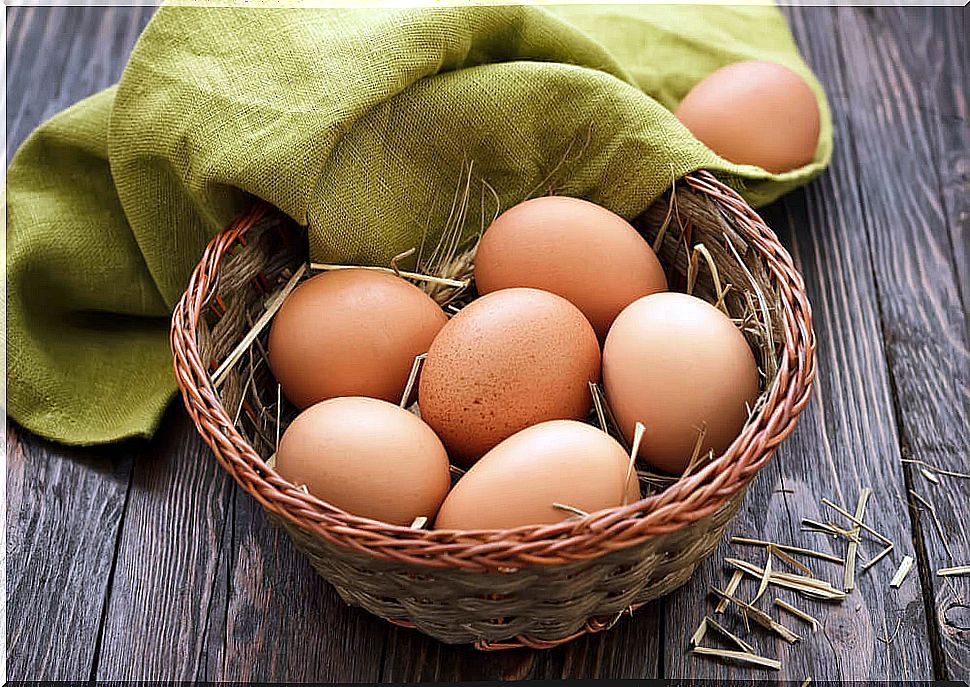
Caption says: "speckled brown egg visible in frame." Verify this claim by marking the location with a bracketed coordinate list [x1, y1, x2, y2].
[268, 269, 447, 409]
[603, 292, 760, 475]
[675, 60, 820, 174]
[418, 288, 600, 466]
[434, 420, 641, 530]
[474, 196, 667, 339]
[275, 397, 451, 525]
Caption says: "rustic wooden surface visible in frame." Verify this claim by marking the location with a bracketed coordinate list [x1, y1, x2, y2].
[6, 5, 969, 683]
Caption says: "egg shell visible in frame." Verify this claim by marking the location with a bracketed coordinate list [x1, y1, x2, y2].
[268, 269, 447, 409]
[675, 60, 820, 174]
[434, 420, 641, 530]
[418, 287, 600, 466]
[275, 397, 451, 526]
[603, 292, 760, 474]
[474, 196, 667, 339]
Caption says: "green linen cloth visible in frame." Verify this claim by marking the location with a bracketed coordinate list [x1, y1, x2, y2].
[6, 4, 832, 446]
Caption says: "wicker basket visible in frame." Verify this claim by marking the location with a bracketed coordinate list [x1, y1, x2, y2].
[171, 170, 815, 650]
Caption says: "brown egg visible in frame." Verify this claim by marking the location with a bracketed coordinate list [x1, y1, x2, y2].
[434, 420, 640, 530]
[603, 292, 760, 475]
[418, 288, 600, 466]
[275, 397, 451, 525]
[474, 196, 667, 339]
[675, 60, 820, 174]
[268, 269, 447, 409]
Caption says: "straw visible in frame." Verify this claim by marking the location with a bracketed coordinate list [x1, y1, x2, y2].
[890, 556, 914, 588]
[843, 487, 872, 592]
[691, 647, 781, 671]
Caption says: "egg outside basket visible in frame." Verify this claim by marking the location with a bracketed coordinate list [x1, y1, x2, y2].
[171, 170, 815, 650]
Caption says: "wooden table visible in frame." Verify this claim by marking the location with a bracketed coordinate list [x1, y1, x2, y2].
[7, 5, 969, 683]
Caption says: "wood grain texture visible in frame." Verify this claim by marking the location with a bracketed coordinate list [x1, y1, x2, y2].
[832, 7, 970, 679]
[93, 408, 232, 681]
[932, 30, 970, 665]
[6, 424, 134, 681]
[5, 6, 155, 682]
[5, 5, 968, 683]
[932, 8, 969, 320]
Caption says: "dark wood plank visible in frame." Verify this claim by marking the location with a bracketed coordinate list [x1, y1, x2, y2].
[92, 408, 232, 681]
[933, 9, 969, 319]
[6, 424, 134, 680]
[8, 5, 967, 683]
[5, 5, 156, 681]
[211, 489, 389, 682]
[662, 6, 937, 681]
[834, 7, 970, 679]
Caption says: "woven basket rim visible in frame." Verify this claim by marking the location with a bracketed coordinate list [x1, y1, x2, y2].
[171, 170, 816, 570]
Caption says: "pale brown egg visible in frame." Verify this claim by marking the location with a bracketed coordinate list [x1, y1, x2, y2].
[268, 269, 447, 409]
[275, 397, 451, 526]
[474, 196, 667, 339]
[434, 420, 640, 530]
[603, 292, 760, 475]
[675, 60, 820, 174]
[418, 288, 600, 466]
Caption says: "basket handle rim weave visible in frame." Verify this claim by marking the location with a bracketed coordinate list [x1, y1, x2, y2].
[171, 170, 816, 571]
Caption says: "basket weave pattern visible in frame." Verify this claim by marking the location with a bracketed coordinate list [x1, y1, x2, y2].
[171, 171, 815, 649]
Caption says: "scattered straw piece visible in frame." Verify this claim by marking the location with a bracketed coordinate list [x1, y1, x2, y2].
[589, 383, 630, 453]
[692, 646, 781, 671]
[590, 382, 607, 432]
[802, 519, 842, 537]
[725, 558, 847, 600]
[822, 498, 892, 545]
[754, 548, 773, 603]
[890, 556, 915, 588]
[723, 233, 776, 365]
[552, 503, 589, 519]
[652, 174, 677, 253]
[309, 262, 468, 289]
[844, 488, 873, 592]
[860, 543, 894, 574]
[716, 571, 744, 614]
[801, 678, 812, 687]
[937, 565, 970, 577]
[274, 384, 283, 452]
[774, 598, 820, 632]
[827, 522, 862, 542]
[769, 544, 814, 576]
[682, 425, 710, 478]
[687, 243, 730, 315]
[920, 467, 941, 485]
[706, 615, 755, 653]
[902, 459, 970, 480]
[908, 489, 955, 561]
[709, 587, 802, 643]
[878, 616, 903, 645]
[690, 617, 708, 647]
[624, 422, 646, 505]
[731, 537, 843, 564]
[399, 353, 427, 408]
[212, 264, 307, 387]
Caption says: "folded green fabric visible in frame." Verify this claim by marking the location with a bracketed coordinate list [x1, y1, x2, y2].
[7, 4, 831, 445]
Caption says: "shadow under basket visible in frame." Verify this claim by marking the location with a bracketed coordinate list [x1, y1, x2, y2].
[171, 170, 816, 650]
